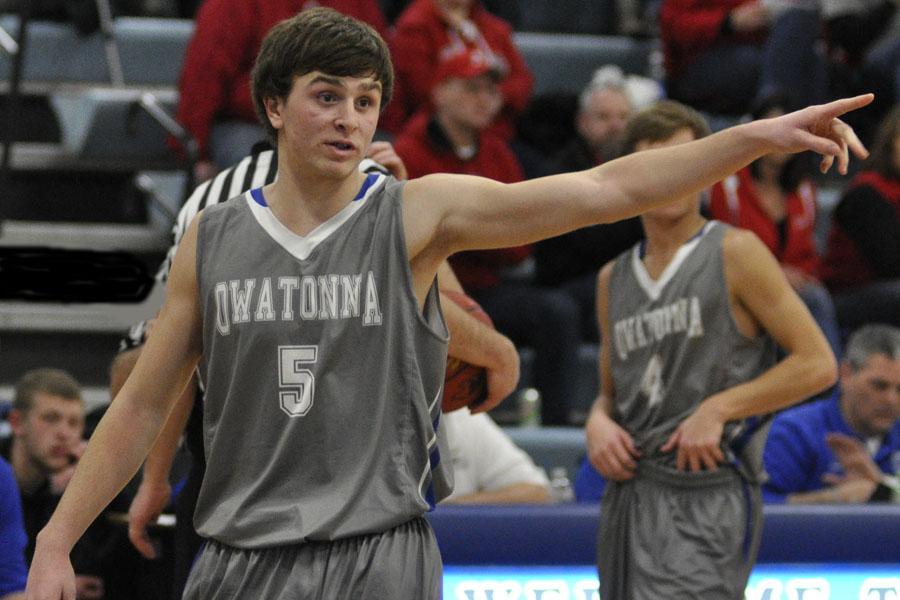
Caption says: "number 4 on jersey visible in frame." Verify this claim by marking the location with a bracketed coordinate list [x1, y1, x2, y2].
[279, 345, 318, 417]
[640, 353, 664, 409]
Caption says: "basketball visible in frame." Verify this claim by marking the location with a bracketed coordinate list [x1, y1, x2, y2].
[442, 289, 493, 412]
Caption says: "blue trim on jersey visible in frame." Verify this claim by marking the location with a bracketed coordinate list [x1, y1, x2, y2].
[428, 447, 441, 507]
[250, 173, 376, 208]
[250, 187, 267, 207]
[354, 173, 379, 201]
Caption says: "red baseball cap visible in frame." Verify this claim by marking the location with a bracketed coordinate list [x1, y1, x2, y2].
[433, 49, 502, 87]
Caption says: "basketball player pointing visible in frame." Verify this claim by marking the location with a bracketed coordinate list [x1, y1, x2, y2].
[27, 8, 870, 600]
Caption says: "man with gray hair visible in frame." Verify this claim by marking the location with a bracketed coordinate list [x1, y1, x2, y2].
[763, 324, 900, 503]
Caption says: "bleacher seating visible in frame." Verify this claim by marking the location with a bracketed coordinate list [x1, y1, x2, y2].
[0, 15, 187, 388]
[0, 16, 191, 88]
[512, 32, 657, 96]
[514, 0, 618, 35]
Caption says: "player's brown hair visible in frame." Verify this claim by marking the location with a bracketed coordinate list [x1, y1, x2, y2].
[14, 368, 83, 413]
[621, 100, 711, 155]
[251, 7, 394, 144]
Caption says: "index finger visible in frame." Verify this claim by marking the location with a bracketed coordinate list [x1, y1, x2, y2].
[817, 94, 874, 120]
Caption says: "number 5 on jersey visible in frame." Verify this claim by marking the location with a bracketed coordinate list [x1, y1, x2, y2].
[279, 345, 318, 417]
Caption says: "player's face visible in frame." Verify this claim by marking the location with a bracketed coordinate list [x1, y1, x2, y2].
[265, 72, 382, 179]
[14, 393, 84, 474]
[577, 88, 631, 157]
[434, 75, 502, 132]
[636, 128, 702, 220]
[841, 354, 900, 437]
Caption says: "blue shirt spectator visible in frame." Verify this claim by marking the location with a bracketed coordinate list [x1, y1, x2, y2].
[0, 457, 28, 598]
[762, 392, 900, 503]
[763, 324, 900, 504]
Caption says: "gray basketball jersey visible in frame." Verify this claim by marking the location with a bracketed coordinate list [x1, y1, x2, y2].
[194, 173, 453, 548]
[607, 221, 776, 470]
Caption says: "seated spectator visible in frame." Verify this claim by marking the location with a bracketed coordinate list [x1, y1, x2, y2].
[709, 99, 842, 357]
[391, 0, 533, 141]
[659, 0, 826, 116]
[441, 408, 551, 504]
[762, 324, 900, 503]
[0, 457, 27, 600]
[535, 66, 645, 342]
[175, 0, 391, 180]
[1, 369, 136, 600]
[822, 105, 900, 330]
[394, 49, 581, 425]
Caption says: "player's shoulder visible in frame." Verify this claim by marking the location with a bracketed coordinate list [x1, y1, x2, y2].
[597, 258, 618, 289]
[720, 221, 769, 261]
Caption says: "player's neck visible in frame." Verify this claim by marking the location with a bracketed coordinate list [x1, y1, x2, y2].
[642, 212, 707, 258]
[263, 155, 367, 237]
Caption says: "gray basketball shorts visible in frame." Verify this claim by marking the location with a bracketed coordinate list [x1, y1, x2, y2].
[597, 462, 762, 600]
[182, 517, 442, 599]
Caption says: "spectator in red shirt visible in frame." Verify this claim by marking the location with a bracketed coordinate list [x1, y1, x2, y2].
[659, 0, 826, 116]
[394, 49, 580, 425]
[391, 0, 533, 141]
[175, 0, 391, 181]
[709, 99, 842, 356]
[822, 105, 900, 330]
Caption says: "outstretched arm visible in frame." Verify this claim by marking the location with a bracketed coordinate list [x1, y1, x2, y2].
[403, 95, 872, 288]
[25, 218, 205, 600]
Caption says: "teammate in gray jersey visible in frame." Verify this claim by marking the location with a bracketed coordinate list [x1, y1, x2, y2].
[27, 7, 872, 600]
[586, 101, 839, 599]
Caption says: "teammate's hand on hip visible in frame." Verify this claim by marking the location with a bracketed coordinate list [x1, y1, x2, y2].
[660, 403, 725, 472]
[586, 408, 640, 481]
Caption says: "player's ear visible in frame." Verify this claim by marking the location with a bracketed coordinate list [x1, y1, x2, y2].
[7, 408, 24, 435]
[264, 95, 285, 132]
